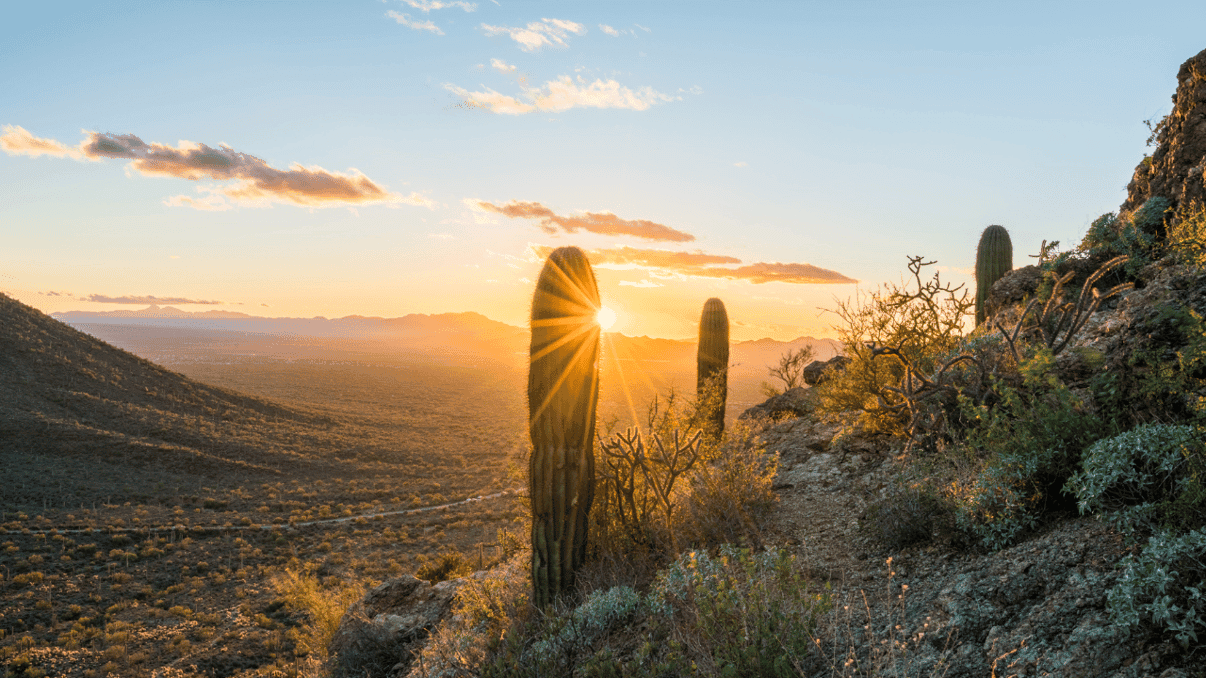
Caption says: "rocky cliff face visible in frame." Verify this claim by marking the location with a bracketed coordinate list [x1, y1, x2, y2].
[1123, 48, 1206, 220]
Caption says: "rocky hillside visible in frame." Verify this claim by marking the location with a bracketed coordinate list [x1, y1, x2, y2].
[0, 292, 351, 508]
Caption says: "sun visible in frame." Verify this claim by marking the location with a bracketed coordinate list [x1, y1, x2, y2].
[596, 305, 617, 330]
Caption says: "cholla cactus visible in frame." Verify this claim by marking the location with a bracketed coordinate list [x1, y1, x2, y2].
[528, 246, 601, 607]
[975, 224, 1012, 325]
[697, 297, 729, 439]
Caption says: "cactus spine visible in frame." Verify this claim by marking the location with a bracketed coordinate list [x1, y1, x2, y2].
[528, 246, 601, 607]
[696, 297, 730, 439]
[975, 224, 1013, 326]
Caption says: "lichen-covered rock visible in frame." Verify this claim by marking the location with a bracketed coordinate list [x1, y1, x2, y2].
[329, 575, 463, 677]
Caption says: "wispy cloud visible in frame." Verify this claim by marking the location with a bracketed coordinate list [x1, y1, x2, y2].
[400, 0, 475, 12]
[529, 244, 857, 285]
[619, 279, 663, 288]
[446, 75, 678, 114]
[692, 262, 857, 285]
[84, 294, 223, 305]
[599, 24, 620, 36]
[490, 58, 517, 74]
[4, 126, 428, 210]
[1, 125, 89, 160]
[481, 18, 585, 51]
[479, 201, 695, 242]
[386, 10, 444, 34]
[734, 161, 748, 168]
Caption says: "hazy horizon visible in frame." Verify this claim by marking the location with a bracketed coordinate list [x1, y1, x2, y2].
[5, 2, 1205, 340]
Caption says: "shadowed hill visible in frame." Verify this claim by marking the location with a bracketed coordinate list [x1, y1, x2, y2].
[0, 293, 366, 509]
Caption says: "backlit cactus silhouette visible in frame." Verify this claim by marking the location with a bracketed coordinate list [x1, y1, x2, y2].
[696, 297, 729, 439]
[975, 224, 1013, 325]
[528, 246, 601, 607]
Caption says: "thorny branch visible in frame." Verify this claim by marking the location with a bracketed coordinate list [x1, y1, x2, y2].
[598, 428, 702, 550]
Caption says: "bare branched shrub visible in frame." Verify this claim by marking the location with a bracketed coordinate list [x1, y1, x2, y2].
[762, 345, 817, 397]
[818, 256, 976, 442]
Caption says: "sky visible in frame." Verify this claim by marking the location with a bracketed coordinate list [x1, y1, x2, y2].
[3, 1, 1204, 341]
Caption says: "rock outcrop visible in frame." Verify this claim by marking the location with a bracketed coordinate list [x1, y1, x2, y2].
[329, 575, 464, 677]
[1123, 48, 1206, 219]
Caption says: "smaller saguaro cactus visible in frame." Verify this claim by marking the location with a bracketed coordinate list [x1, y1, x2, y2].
[696, 297, 730, 440]
[975, 224, 1013, 326]
[528, 246, 601, 608]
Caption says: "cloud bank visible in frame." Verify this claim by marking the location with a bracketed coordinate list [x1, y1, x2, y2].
[481, 18, 585, 51]
[446, 76, 678, 114]
[2, 126, 429, 210]
[401, 0, 475, 11]
[529, 245, 857, 285]
[480, 201, 694, 242]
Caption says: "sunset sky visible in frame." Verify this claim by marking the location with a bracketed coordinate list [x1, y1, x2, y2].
[3, 1, 1204, 340]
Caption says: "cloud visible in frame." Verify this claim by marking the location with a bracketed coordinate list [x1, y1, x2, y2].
[428, 232, 455, 239]
[528, 244, 857, 285]
[599, 24, 620, 36]
[400, 0, 475, 11]
[734, 161, 748, 168]
[480, 201, 694, 242]
[490, 58, 517, 74]
[692, 262, 858, 285]
[39, 290, 73, 297]
[7, 127, 422, 210]
[386, 10, 444, 34]
[619, 280, 663, 288]
[85, 294, 223, 305]
[446, 76, 678, 114]
[481, 18, 585, 51]
[0, 125, 89, 159]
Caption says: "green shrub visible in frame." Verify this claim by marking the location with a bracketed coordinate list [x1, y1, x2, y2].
[1080, 197, 1170, 276]
[1108, 528, 1206, 649]
[952, 358, 1115, 550]
[415, 549, 474, 583]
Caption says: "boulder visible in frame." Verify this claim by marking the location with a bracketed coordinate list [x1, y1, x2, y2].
[802, 355, 850, 386]
[329, 575, 463, 677]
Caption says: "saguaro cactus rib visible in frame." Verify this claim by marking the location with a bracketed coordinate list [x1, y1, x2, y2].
[528, 246, 601, 608]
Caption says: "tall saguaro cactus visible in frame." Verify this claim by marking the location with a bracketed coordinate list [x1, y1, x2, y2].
[975, 224, 1013, 326]
[696, 297, 730, 440]
[528, 246, 601, 608]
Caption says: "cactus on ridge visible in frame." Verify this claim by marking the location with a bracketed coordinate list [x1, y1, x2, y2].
[975, 224, 1013, 326]
[696, 297, 730, 440]
[528, 246, 601, 607]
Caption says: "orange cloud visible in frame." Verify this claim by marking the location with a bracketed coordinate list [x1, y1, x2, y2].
[1, 125, 87, 159]
[692, 262, 857, 284]
[4, 126, 427, 210]
[446, 76, 678, 114]
[481, 200, 694, 242]
[529, 244, 856, 285]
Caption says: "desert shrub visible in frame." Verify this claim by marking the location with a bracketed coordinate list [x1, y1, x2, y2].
[761, 345, 816, 397]
[1068, 423, 1206, 532]
[861, 481, 956, 550]
[649, 545, 831, 677]
[1064, 424, 1206, 648]
[1093, 305, 1206, 429]
[1167, 200, 1206, 266]
[1108, 527, 1206, 649]
[1080, 197, 1171, 276]
[415, 549, 474, 583]
[817, 256, 976, 443]
[592, 416, 778, 570]
[951, 355, 1115, 550]
[271, 565, 366, 660]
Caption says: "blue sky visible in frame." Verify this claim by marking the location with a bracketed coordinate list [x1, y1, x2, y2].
[3, 0, 1203, 339]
